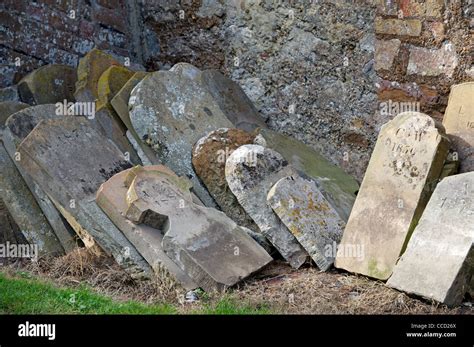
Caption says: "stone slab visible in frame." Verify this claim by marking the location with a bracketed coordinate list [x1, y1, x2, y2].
[387, 172, 474, 306]
[258, 128, 359, 222]
[17, 116, 152, 278]
[125, 169, 272, 291]
[442, 82, 474, 173]
[267, 175, 345, 271]
[129, 63, 234, 207]
[18, 64, 77, 105]
[192, 128, 259, 231]
[226, 144, 308, 268]
[96, 165, 198, 290]
[335, 112, 450, 280]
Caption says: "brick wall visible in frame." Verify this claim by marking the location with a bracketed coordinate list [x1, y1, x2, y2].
[375, 0, 473, 123]
[0, 0, 140, 87]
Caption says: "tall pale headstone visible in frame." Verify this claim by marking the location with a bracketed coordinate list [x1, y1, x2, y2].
[335, 112, 450, 280]
[226, 145, 308, 268]
[442, 82, 474, 173]
[387, 172, 474, 306]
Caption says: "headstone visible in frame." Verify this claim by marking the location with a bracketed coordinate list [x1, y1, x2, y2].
[0, 198, 26, 249]
[201, 69, 267, 131]
[226, 144, 308, 268]
[74, 48, 119, 102]
[387, 172, 474, 306]
[335, 112, 450, 280]
[17, 117, 152, 278]
[0, 102, 63, 256]
[267, 175, 345, 271]
[4, 105, 79, 252]
[110, 71, 157, 164]
[258, 128, 359, 222]
[442, 82, 474, 173]
[96, 165, 198, 290]
[97, 65, 135, 110]
[129, 63, 235, 207]
[192, 128, 259, 231]
[17, 64, 77, 105]
[126, 169, 273, 291]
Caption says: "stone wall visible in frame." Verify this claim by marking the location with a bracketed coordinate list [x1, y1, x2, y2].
[0, 0, 140, 87]
[1, 0, 472, 181]
[375, 0, 473, 122]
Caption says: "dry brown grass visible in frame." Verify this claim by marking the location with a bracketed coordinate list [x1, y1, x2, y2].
[3, 250, 473, 314]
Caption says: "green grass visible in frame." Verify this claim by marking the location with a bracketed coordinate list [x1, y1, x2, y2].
[0, 272, 271, 315]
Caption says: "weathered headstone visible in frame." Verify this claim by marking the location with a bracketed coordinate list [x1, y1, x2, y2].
[202, 69, 267, 131]
[110, 71, 158, 164]
[17, 64, 77, 105]
[74, 48, 119, 102]
[442, 82, 474, 173]
[97, 65, 135, 111]
[0, 198, 26, 249]
[96, 165, 198, 290]
[226, 145, 308, 268]
[267, 175, 345, 271]
[258, 128, 359, 222]
[17, 117, 151, 278]
[4, 105, 79, 252]
[126, 168, 273, 291]
[0, 101, 64, 256]
[192, 128, 259, 231]
[129, 63, 234, 207]
[387, 172, 474, 306]
[335, 112, 450, 280]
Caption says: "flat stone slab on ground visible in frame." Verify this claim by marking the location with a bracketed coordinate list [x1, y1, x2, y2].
[258, 128, 358, 222]
[226, 144, 308, 269]
[268, 175, 345, 271]
[17, 116, 151, 278]
[192, 128, 258, 231]
[387, 172, 474, 306]
[335, 112, 449, 280]
[129, 62, 234, 207]
[125, 169, 272, 291]
[96, 165, 198, 290]
[18, 64, 77, 105]
[442, 82, 474, 173]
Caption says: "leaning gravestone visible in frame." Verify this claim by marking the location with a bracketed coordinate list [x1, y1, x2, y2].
[267, 175, 345, 271]
[96, 165, 198, 290]
[17, 117, 151, 278]
[74, 48, 119, 102]
[192, 128, 259, 231]
[110, 71, 158, 165]
[17, 64, 77, 105]
[442, 82, 474, 173]
[335, 112, 450, 280]
[3, 105, 79, 252]
[387, 172, 474, 306]
[0, 102, 64, 256]
[226, 145, 308, 268]
[201, 70, 267, 132]
[97, 65, 135, 111]
[258, 128, 359, 222]
[0, 198, 26, 248]
[129, 63, 234, 207]
[125, 169, 273, 291]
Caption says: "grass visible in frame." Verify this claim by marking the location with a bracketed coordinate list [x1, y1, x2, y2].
[0, 271, 271, 315]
